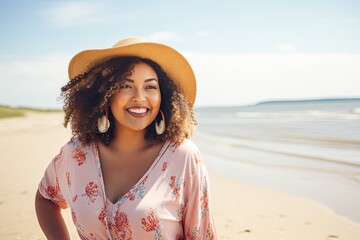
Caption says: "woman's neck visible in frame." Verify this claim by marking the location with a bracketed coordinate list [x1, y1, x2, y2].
[109, 127, 152, 154]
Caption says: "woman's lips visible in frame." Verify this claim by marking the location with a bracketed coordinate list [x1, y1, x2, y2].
[126, 107, 149, 118]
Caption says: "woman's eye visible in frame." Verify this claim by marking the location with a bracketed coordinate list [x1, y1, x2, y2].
[146, 85, 157, 89]
[120, 84, 131, 89]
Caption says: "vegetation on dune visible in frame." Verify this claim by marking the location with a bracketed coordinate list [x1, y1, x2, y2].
[0, 105, 62, 119]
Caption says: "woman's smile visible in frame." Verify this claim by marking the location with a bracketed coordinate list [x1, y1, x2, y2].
[126, 107, 150, 118]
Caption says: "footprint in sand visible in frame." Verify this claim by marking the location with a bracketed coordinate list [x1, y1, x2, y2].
[327, 234, 339, 239]
[20, 190, 28, 195]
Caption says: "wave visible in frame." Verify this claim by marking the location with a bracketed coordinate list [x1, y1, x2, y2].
[230, 143, 360, 167]
[194, 131, 360, 169]
[235, 110, 360, 120]
[215, 131, 360, 145]
[203, 150, 360, 181]
[351, 107, 360, 114]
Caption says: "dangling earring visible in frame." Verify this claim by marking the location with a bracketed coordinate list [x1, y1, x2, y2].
[98, 109, 110, 133]
[155, 110, 166, 135]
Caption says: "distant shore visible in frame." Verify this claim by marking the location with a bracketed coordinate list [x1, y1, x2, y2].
[254, 97, 360, 105]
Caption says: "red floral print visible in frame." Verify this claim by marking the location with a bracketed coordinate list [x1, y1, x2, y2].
[46, 184, 60, 199]
[194, 152, 201, 165]
[82, 182, 100, 203]
[72, 194, 78, 202]
[45, 177, 65, 206]
[206, 223, 216, 240]
[162, 162, 168, 171]
[201, 192, 209, 216]
[201, 179, 209, 217]
[128, 191, 136, 201]
[141, 208, 161, 240]
[54, 149, 63, 162]
[169, 176, 184, 200]
[71, 210, 77, 224]
[176, 204, 185, 224]
[98, 207, 107, 228]
[111, 211, 132, 240]
[123, 175, 148, 202]
[72, 148, 86, 166]
[140, 176, 148, 185]
[141, 208, 159, 232]
[187, 226, 200, 240]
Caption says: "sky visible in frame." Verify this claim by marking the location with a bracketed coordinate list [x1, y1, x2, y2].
[0, 0, 359, 108]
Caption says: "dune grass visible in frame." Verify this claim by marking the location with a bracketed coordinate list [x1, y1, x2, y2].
[0, 105, 61, 119]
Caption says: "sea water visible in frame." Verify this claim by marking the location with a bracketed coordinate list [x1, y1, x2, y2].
[193, 98, 360, 222]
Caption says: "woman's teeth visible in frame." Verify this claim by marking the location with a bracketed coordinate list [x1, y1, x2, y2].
[128, 108, 147, 114]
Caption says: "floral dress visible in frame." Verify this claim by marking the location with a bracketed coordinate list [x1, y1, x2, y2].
[38, 136, 217, 239]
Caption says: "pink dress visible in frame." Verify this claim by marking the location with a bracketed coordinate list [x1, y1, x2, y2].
[38, 136, 217, 240]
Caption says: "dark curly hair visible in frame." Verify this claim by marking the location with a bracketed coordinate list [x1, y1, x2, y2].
[60, 56, 196, 145]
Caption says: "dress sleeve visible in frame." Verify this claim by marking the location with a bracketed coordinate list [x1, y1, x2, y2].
[38, 147, 68, 209]
[183, 150, 217, 240]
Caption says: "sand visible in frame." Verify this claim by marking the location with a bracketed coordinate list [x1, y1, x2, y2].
[0, 112, 359, 239]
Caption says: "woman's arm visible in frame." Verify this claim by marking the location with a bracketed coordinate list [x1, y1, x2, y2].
[35, 189, 71, 240]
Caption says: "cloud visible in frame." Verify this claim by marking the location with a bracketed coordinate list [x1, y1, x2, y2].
[42, 2, 102, 26]
[147, 31, 183, 43]
[276, 43, 295, 51]
[42, 1, 140, 27]
[0, 54, 70, 108]
[183, 52, 360, 106]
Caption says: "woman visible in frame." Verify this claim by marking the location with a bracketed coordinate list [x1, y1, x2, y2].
[35, 37, 216, 239]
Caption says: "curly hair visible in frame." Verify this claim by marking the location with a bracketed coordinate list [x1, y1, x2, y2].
[60, 56, 196, 145]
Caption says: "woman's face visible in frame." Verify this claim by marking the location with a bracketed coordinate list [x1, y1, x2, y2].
[110, 62, 161, 133]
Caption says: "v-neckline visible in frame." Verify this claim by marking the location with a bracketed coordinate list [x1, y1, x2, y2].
[93, 140, 170, 205]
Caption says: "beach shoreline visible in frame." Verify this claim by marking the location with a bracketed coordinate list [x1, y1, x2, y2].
[0, 112, 359, 239]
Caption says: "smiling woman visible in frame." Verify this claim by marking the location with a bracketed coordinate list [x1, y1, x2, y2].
[60, 56, 195, 146]
[35, 37, 217, 240]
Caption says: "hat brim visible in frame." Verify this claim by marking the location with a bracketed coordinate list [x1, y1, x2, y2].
[68, 42, 196, 106]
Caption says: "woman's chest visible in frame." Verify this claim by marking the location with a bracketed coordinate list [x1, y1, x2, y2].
[68, 169, 186, 239]
[102, 156, 153, 203]
[100, 150, 160, 204]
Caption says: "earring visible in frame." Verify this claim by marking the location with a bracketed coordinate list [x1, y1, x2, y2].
[155, 110, 166, 135]
[98, 109, 110, 133]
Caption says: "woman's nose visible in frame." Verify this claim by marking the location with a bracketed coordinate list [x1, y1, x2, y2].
[132, 88, 146, 102]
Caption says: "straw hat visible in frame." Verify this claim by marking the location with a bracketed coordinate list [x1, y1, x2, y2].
[68, 37, 196, 106]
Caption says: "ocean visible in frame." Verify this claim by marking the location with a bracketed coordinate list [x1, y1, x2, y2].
[193, 98, 360, 223]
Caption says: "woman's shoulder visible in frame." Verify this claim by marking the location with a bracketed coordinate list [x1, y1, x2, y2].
[55, 135, 95, 164]
[166, 139, 203, 167]
[169, 138, 199, 155]
[61, 135, 93, 151]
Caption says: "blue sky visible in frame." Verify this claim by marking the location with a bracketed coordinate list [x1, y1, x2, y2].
[1, 0, 359, 108]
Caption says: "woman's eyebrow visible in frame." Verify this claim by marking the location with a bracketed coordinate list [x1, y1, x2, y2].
[124, 78, 158, 83]
[144, 78, 158, 83]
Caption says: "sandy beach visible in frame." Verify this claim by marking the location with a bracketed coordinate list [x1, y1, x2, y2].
[0, 112, 359, 239]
